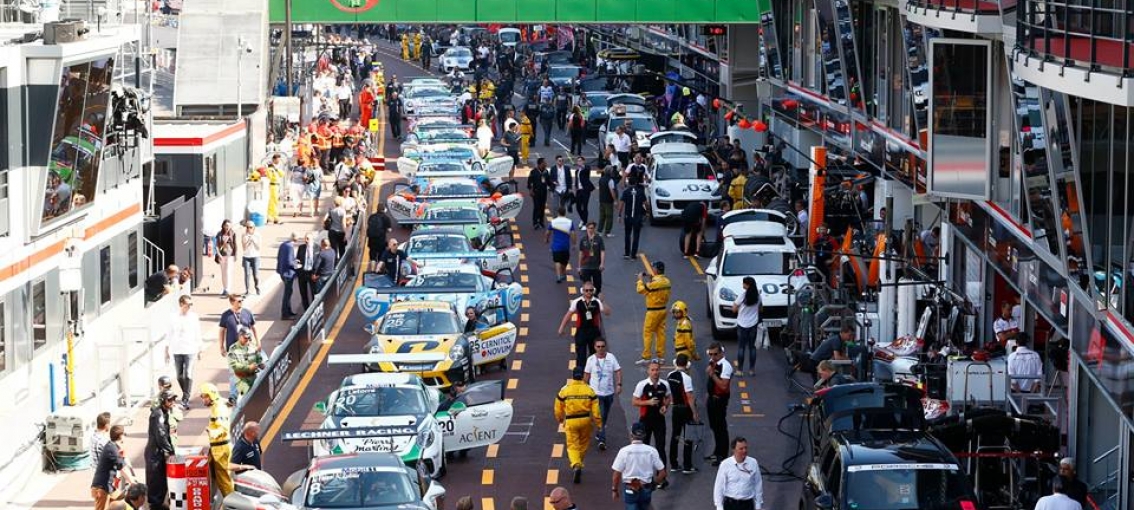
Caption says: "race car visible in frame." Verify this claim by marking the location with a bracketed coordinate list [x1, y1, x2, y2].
[286, 373, 513, 480]
[391, 177, 517, 204]
[403, 86, 457, 115]
[388, 199, 523, 237]
[703, 221, 799, 338]
[406, 115, 461, 133]
[354, 300, 518, 381]
[439, 46, 474, 73]
[397, 145, 514, 181]
[646, 141, 723, 223]
[401, 227, 521, 276]
[354, 264, 523, 325]
[401, 124, 473, 151]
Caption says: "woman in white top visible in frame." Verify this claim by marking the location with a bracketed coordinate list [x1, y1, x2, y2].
[336, 79, 353, 120]
[476, 119, 494, 158]
[731, 277, 762, 377]
[241, 221, 262, 295]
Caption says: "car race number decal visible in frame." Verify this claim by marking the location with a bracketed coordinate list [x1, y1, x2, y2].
[761, 282, 790, 295]
[397, 341, 443, 353]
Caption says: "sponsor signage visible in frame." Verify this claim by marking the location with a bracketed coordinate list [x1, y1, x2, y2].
[269, 0, 761, 23]
[282, 426, 417, 442]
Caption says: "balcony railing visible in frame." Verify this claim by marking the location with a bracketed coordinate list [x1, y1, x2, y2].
[1017, 0, 1134, 76]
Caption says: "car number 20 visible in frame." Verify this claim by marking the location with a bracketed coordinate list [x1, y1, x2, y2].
[761, 283, 790, 295]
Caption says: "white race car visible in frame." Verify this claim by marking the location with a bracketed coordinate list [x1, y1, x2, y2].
[403, 86, 457, 115]
[398, 145, 515, 181]
[287, 373, 513, 480]
[440, 46, 474, 73]
[703, 221, 799, 338]
[402, 228, 521, 277]
[646, 142, 722, 223]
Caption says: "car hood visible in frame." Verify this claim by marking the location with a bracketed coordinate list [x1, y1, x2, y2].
[371, 334, 462, 354]
[654, 179, 719, 197]
[716, 274, 790, 307]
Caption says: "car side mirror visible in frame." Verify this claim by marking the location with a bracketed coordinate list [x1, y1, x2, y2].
[364, 323, 376, 335]
[313, 400, 327, 415]
[704, 265, 717, 277]
[815, 493, 835, 510]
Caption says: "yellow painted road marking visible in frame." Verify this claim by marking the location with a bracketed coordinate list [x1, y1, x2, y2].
[742, 405, 753, 413]
[568, 287, 578, 296]
[570, 343, 576, 353]
[516, 343, 527, 353]
[568, 359, 576, 371]
[558, 422, 565, 433]
[521, 313, 530, 322]
[512, 359, 523, 371]
[522, 299, 531, 308]
[520, 263, 529, 271]
[688, 256, 705, 275]
[570, 327, 576, 335]
[639, 253, 655, 275]
[520, 327, 529, 336]
[741, 392, 750, 399]
[516, 242, 525, 250]
[507, 378, 519, 390]
[482, 469, 495, 485]
[552, 443, 564, 458]
[262, 111, 385, 452]
[738, 380, 747, 388]
[505, 397, 513, 405]
[483, 498, 496, 510]
[565, 274, 575, 283]
[544, 497, 553, 510]
[521, 274, 529, 283]
[523, 287, 531, 295]
[546, 469, 559, 484]
[487, 444, 500, 458]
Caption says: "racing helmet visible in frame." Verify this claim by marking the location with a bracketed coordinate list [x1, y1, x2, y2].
[652, 260, 666, 274]
[199, 382, 221, 401]
[157, 375, 173, 389]
[671, 301, 688, 315]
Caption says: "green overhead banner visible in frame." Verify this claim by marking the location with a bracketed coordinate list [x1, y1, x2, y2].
[269, 0, 760, 23]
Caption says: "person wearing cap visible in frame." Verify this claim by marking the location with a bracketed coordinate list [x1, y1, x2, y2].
[636, 262, 671, 364]
[152, 376, 183, 444]
[145, 390, 177, 510]
[667, 353, 700, 473]
[555, 366, 602, 484]
[611, 422, 667, 509]
[199, 383, 234, 496]
[227, 327, 264, 400]
[1057, 457, 1088, 507]
[671, 301, 700, 362]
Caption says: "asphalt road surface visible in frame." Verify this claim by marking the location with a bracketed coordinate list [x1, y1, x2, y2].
[262, 45, 808, 510]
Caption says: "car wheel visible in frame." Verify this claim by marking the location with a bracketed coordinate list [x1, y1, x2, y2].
[362, 363, 372, 373]
[499, 358, 508, 371]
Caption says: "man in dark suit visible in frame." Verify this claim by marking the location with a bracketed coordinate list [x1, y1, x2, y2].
[572, 155, 595, 225]
[296, 233, 316, 309]
[311, 238, 337, 294]
[528, 157, 552, 230]
[277, 233, 298, 319]
[550, 154, 574, 214]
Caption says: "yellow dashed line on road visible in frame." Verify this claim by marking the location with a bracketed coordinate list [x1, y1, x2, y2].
[482, 498, 496, 510]
[565, 274, 575, 283]
[516, 343, 527, 353]
[487, 444, 500, 458]
[546, 469, 559, 484]
[521, 313, 530, 322]
[516, 242, 525, 250]
[570, 343, 576, 353]
[523, 287, 531, 295]
[738, 381, 747, 388]
[552, 444, 564, 457]
[544, 497, 553, 510]
[742, 405, 753, 413]
[512, 359, 523, 371]
[568, 359, 576, 370]
[558, 422, 565, 433]
[507, 378, 519, 390]
[520, 263, 529, 271]
[741, 392, 750, 399]
[521, 274, 529, 283]
[520, 327, 529, 336]
[522, 299, 531, 308]
[482, 469, 495, 485]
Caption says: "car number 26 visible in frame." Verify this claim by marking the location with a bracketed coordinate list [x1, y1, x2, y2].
[761, 283, 790, 295]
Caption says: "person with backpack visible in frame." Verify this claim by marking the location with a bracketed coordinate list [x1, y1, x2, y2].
[568, 105, 586, 156]
[667, 353, 700, 473]
[555, 87, 571, 131]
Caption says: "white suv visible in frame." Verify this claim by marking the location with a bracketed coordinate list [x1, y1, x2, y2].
[646, 142, 722, 223]
[704, 221, 798, 338]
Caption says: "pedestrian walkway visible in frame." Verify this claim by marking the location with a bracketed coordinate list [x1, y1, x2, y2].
[18, 181, 341, 510]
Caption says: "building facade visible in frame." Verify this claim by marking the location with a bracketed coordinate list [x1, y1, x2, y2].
[0, 23, 160, 501]
[756, 0, 1133, 506]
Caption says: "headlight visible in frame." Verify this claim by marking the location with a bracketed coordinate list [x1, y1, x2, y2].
[449, 344, 466, 360]
[655, 188, 671, 198]
[418, 428, 435, 448]
[719, 287, 738, 301]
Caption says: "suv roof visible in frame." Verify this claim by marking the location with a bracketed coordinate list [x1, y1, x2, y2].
[832, 430, 960, 467]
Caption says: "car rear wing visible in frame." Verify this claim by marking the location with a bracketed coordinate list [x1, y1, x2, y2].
[328, 353, 449, 365]
[367, 284, 480, 294]
[410, 251, 499, 260]
[281, 426, 419, 442]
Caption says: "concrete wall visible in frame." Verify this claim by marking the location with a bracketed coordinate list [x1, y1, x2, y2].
[173, 0, 269, 113]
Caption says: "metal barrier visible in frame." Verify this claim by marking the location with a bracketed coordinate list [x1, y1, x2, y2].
[229, 219, 364, 434]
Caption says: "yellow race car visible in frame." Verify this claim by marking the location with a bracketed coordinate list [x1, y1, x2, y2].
[350, 301, 518, 388]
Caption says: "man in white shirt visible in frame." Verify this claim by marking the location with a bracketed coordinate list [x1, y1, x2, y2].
[166, 294, 202, 408]
[993, 301, 1020, 348]
[553, 155, 572, 212]
[713, 437, 764, 510]
[611, 126, 633, 168]
[241, 221, 262, 296]
[1034, 477, 1082, 510]
[611, 423, 667, 510]
[1008, 334, 1044, 392]
[584, 338, 621, 450]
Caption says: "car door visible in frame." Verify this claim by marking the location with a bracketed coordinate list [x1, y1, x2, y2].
[485, 156, 514, 179]
[494, 194, 524, 220]
[387, 195, 417, 222]
[397, 157, 421, 179]
[442, 380, 514, 452]
[469, 322, 518, 365]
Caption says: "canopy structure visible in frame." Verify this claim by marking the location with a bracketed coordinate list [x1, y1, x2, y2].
[270, 0, 760, 23]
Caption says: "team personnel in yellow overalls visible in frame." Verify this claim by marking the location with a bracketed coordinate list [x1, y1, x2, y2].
[265, 154, 284, 224]
[413, 32, 423, 60]
[401, 34, 410, 61]
[636, 261, 671, 363]
[671, 301, 700, 361]
[554, 366, 601, 484]
[728, 167, 748, 209]
[199, 383, 234, 496]
[519, 112, 533, 162]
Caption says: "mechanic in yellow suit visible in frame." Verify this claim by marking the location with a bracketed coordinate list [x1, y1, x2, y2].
[199, 383, 234, 496]
[519, 112, 533, 162]
[265, 154, 285, 223]
[478, 78, 495, 102]
[636, 261, 671, 363]
[401, 34, 409, 61]
[554, 366, 601, 484]
[413, 32, 423, 60]
[728, 167, 749, 209]
[671, 301, 701, 361]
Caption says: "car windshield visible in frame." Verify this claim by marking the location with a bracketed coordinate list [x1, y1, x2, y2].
[379, 310, 460, 335]
[408, 88, 450, 99]
[330, 386, 428, 417]
[656, 162, 713, 180]
[415, 272, 482, 289]
[426, 208, 480, 221]
[446, 48, 472, 58]
[499, 31, 520, 43]
[845, 467, 973, 510]
[587, 94, 609, 107]
[419, 130, 469, 142]
[305, 468, 419, 508]
[612, 117, 657, 133]
[420, 163, 468, 174]
[549, 67, 580, 79]
[424, 147, 476, 160]
[429, 182, 481, 195]
[722, 252, 788, 276]
[409, 235, 470, 254]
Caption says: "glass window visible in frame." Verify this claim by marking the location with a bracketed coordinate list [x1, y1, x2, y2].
[845, 467, 972, 509]
[100, 246, 111, 305]
[330, 387, 429, 417]
[41, 58, 115, 225]
[128, 232, 139, 289]
[305, 469, 418, 508]
[721, 252, 789, 276]
[32, 280, 46, 350]
[205, 154, 218, 197]
[928, 40, 991, 200]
